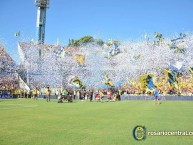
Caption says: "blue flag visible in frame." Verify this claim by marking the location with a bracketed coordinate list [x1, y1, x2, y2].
[146, 75, 155, 90]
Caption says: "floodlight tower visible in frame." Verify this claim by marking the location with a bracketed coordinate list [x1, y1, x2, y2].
[35, 0, 49, 44]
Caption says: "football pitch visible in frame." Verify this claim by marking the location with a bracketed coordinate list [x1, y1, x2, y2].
[0, 99, 193, 145]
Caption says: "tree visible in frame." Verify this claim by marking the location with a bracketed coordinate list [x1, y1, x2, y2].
[95, 39, 104, 46]
[68, 36, 105, 46]
[79, 36, 94, 44]
[69, 36, 94, 46]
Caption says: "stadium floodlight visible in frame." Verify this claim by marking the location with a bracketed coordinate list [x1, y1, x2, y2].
[35, 0, 50, 8]
[34, 0, 50, 44]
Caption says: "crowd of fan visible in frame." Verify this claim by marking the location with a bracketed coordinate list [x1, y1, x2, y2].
[0, 45, 19, 91]
[2, 80, 191, 101]
[1, 77, 193, 99]
[0, 76, 19, 90]
[1, 43, 193, 99]
[1, 74, 193, 99]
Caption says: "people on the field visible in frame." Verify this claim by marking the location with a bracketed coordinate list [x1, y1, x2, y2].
[154, 86, 160, 104]
[46, 87, 51, 102]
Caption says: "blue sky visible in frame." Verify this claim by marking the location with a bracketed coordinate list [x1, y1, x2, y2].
[0, 0, 193, 63]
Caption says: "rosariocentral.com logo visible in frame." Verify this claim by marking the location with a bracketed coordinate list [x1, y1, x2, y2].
[133, 125, 146, 141]
[133, 125, 193, 141]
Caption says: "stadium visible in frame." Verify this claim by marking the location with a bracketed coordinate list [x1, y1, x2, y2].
[0, 0, 193, 145]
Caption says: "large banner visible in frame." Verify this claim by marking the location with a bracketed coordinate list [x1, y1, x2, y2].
[18, 76, 30, 91]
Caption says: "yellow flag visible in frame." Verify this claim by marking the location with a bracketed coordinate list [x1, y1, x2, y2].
[103, 74, 114, 87]
[164, 69, 178, 89]
[74, 55, 85, 66]
[70, 77, 85, 89]
[139, 74, 154, 91]
[189, 67, 193, 74]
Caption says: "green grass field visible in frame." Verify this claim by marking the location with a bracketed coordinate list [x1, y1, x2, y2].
[0, 99, 193, 145]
